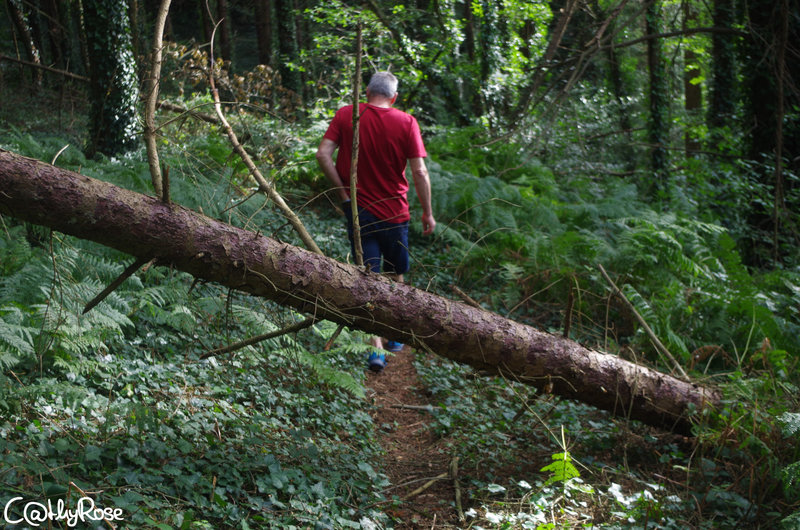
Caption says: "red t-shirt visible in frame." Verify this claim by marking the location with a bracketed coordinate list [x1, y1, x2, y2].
[323, 103, 427, 223]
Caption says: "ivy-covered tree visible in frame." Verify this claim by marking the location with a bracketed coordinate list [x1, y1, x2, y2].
[6, 0, 42, 86]
[83, 0, 140, 157]
[682, 0, 702, 156]
[646, 0, 669, 192]
[708, 0, 739, 152]
[275, 0, 302, 99]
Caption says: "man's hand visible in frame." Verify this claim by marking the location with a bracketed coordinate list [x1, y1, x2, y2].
[421, 213, 436, 236]
[410, 158, 435, 236]
[316, 138, 350, 202]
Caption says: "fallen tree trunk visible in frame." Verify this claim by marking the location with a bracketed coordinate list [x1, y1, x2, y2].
[0, 149, 719, 433]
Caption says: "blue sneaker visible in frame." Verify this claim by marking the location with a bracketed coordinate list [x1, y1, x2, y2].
[385, 340, 404, 352]
[367, 352, 386, 373]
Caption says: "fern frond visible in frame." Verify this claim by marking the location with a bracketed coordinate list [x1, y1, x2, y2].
[778, 412, 800, 437]
[327, 341, 374, 356]
[0, 308, 38, 356]
[621, 284, 658, 325]
[0, 350, 21, 370]
[781, 461, 800, 497]
[52, 355, 99, 376]
[231, 304, 278, 334]
[277, 347, 364, 398]
[0, 257, 52, 304]
[540, 451, 580, 487]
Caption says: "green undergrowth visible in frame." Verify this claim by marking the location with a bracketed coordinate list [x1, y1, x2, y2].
[412, 349, 800, 528]
[0, 122, 391, 526]
[0, 229, 389, 528]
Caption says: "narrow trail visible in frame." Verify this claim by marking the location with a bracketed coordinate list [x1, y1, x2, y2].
[365, 346, 461, 528]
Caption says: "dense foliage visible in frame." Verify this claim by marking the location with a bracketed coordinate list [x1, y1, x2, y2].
[1, 0, 799, 528]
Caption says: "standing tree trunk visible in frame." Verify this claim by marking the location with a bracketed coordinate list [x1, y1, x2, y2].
[477, 0, 502, 122]
[216, 0, 232, 63]
[708, 0, 737, 152]
[143, 0, 172, 200]
[200, 0, 213, 50]
[0, 149, 720, 434]
[254, 0, 273, 66]
[41, 0, 68, 71]
[274, 0, 302, 99]
[597, 0, 634, 168]
[6, 0, 43, 86]
[741, 0, 783, 266]
[682, 1, 702, 156]
[646, 0, 669, 193]
[83, 0, 140, 157]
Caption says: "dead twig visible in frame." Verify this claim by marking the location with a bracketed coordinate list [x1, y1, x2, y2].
[199, 317, 315, 359]
[451, 456, 464, 522]
[598, 264, 688, 380]
[158, 101, 221, 125]
[404, 472, 448, 500]
[0, 53, 88, 82]
[389, 404, 434, 412]
[69, 482, 116, 529]
[451, 284, 482, 309]
[323, 324, 345, 351]
[207, 20, 322, 255]
[83, 257, 155, 314]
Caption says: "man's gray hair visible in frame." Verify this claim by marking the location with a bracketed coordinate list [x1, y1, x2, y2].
[367, 72, 398, 98]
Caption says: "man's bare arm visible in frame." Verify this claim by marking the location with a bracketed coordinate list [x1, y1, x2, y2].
[409, 157, 436, 235]
[315, 138, 350, 202]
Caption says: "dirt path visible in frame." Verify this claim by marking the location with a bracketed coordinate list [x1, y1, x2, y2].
[365, 346, 461, 528]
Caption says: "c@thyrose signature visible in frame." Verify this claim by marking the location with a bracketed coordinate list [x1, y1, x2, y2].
[3, 496, 124, 527]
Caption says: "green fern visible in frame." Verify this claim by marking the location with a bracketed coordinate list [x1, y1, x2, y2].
[279, 346, 365, 398]
[0, 306, 38, 371]
[779, 412, 800, 437]
[540, 451, 580, 487]
[781, 460, 800, 500]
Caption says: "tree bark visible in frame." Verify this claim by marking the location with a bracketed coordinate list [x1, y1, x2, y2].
[83, 0, 140, 157]
[0, 149, 719, 434]
[646, 0, 669, 191]
[143, 0, 172, 200]
[708, 0, 737, 151]
[6, 0, 43, 86]
[254, 0, 273, 66]
[683, 1, 702, 156]
[216, 0, 232, 63]
[274, 0, 301, 98]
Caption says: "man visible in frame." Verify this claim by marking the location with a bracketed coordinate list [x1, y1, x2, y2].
[316, 71, 435, 373]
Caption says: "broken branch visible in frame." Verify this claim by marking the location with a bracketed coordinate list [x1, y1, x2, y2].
[199, 317, 316, 359]
[598, 263, 688, 380]
[83, 257, 155, 314]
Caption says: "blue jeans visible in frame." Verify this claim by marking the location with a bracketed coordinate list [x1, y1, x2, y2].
[343, 202, 409, 275]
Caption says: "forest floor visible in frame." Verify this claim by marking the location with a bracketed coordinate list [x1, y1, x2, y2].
[365, 345, 460, 528]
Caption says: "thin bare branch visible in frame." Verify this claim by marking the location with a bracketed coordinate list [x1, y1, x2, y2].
[83, 257, 155, 314]
[199, 317, 316, 359]
[144, 0, 172, 200]
[598, 264, 688, 380]
[207, 21, 322, 255]
[0, 54, 86, 81]
[350, 23, 365, 267]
